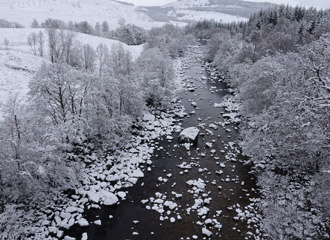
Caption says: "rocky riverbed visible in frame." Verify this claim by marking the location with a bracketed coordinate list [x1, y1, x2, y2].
[61, 45, 262, 240]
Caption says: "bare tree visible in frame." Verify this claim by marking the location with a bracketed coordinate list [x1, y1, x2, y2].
[102, 21, 110, 34]
[27, 31, 45, 57]
[96, 43, 109, 77]
[81, 44, 96, 71]
[46, 23, 76, 64]
[59, 29, 76, 64]
[136, 47, 174, 107]
[3, 38, 9, 50]
[27, 33, 38, 55]
[46, 26, 60, 63]
[95, 22, 101, 36]
[38, 31, 44, 57]
[30, 19, 39, 28]
[109, 44, 142, 116]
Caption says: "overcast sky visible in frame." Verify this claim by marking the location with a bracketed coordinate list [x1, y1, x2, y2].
[123, 0, 330, 9]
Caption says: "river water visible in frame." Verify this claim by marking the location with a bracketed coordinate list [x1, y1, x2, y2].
[66, 45, 259, 240]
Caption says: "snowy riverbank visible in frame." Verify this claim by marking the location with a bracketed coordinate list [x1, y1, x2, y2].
[1, 48, 188, 240]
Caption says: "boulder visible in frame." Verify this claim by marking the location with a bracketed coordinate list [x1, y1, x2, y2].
[178, 127, 199, 144]
[102, 191, 119, 206]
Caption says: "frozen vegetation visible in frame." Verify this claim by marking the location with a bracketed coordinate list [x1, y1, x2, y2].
[0, 18, 191, 239]
[0, 2, 329, 240]
[197, 4, 330, 240]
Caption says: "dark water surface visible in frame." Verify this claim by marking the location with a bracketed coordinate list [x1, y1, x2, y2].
[66, 46, 259, 240]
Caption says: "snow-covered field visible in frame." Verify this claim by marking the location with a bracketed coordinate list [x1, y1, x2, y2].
[0, 28, 144, 58]
[163, 0, 210, 8]
[0, 50, 46, 117]
[169, 9, 248, 23]
[0, 28, 144, 118]
[0, 0, 165, 29]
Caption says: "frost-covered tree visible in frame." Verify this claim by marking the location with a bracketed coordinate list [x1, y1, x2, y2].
[0, 95, 78, 206]
[102, 21, 110, 33]
[27, 33, 38, 55]
[108, 43, 142, 117]
[3, 38, 9, 50]
[82, 44, 142, 142]
[29, 62, 87, 126]
[45, 21, 76, 64]
[136, 47, 174, 107]
[95, 22, 101, 36]
[111, 24, 147, 45]
[74, 21, 94, 35]
[145, 24, 189, 58]
[81, 44, 96, 71]
[197, 6, 330, 238]
[232, 35, 330, 239]
[27, 31, 45, 57]
[30, 19, 39, 28]
[96, 43, 110, 77]
[38, 31, 45, 57]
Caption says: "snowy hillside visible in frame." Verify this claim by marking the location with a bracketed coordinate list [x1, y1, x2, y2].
[0, 28, 143, 118]
[164, 0, 210, 8]
[168, 9, 247, 22]
[0, 28, 143, 59]
[0, 50, 46, 118]
[143, 0, 276, 23]
[0, 0, 164, 29]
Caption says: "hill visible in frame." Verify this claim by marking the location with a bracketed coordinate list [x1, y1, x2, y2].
[0, 0, 164, 29]
[0, 28, 143, 118]
[142, 0, 277, 23]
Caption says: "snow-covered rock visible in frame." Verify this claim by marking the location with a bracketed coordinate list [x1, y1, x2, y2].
[202, 228, 213, 237]
[82, 233, 88, 240]
[94, 220, 101, 225]
[130, 169, 144, 178]
[87, 191, 100, 203]
[78, 218, 89, 227]
[102, 191, 119, 206]
[65, 206, 79, 213]
[178, 127, 200, 144]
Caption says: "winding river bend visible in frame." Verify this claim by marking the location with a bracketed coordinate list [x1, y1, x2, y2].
[66, 45, 259, 240]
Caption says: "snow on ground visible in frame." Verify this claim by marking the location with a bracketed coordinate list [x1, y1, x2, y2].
[168, 20, 188, 28]
[169, 9, 248, 23]
[0, 28, 144, 60]
[49, 106, 185, 239]
[13, 49, 188, 239]
[0, 28, 144, 117]
[163, 0, 210, 8]
[0, 0, 165, 29]
[0, 49, 47, 118]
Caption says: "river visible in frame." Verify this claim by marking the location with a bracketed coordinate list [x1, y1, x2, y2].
[66, 45, 260, 240]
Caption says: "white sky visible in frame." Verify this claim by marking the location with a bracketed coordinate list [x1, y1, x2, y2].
[123, 0, 330, 9]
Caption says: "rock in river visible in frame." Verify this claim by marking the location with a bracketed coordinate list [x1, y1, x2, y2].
[178, 127, 200, 144]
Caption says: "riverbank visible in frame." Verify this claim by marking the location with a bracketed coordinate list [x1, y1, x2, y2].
[61, 45, 262, 240]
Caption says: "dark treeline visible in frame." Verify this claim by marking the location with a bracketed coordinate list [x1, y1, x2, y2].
[188, 5, 330, 240]
[0, 19, 24, 28]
